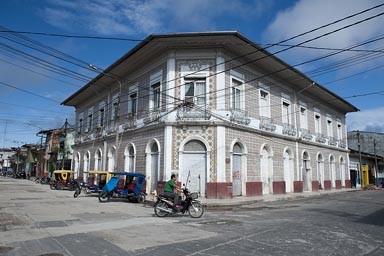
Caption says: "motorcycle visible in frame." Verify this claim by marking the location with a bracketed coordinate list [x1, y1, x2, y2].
[35, 177, 51, 184]
[154, 187, 204, 218]
[73, 182, 84, 198]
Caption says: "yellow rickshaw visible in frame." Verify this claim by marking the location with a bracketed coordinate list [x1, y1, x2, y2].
[50, 170, 77, 190]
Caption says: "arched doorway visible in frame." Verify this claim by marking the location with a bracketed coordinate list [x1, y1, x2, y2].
[340, 157, 345, 187]
[317, 153, 324, 189]
[94, 149, 102, 171]
[302, 151, 311, 191]
[74, 152, 81, 179]
[283, 148, 294, 193]
[124, 144, 136, 172]
[232, 142, 245, 196]
[181, 140, 207, 197]
[330, 155, 336, 188]
[107, 147, 116, 172]
[145, 139, 160, 193]
[260, 145, 273, 195]
[83, 151, 90, 181]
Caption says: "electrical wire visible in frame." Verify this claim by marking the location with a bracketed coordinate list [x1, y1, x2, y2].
[1, 4, 384, 139]
[0, 81, 61, 103]
[74, 16, 384, 131]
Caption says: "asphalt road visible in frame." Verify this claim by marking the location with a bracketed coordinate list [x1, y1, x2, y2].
[1, 177, 383, 256]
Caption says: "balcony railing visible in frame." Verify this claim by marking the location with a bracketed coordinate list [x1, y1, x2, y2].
[83, 134, 95, 142]
[143, 109, 161, 125]
[105, 127, 116, 136]
[176, 105, 211, 121]
[282, 123, 297, 136]
[94, 127, 103, 138]
[328, 137, 338, 146]
[315, 133, 327, 143]
[230, 109, 251, 125]
[259, 116, 276, 131]
[300, 128, 313, 141]
[74, 136, 83, 144]
[338, 139, 347, 148]
[123, 114, 137, 130]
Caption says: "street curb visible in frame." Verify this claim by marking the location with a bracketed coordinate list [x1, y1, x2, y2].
[202, 189, 361, 210]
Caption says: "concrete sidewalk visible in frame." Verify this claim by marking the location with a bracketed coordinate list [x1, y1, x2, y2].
[200, 188, 360, 209]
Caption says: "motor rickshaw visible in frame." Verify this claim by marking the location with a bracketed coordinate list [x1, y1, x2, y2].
[74, 170, 112, 198]
[98, 172, 146, 203]
[50, 170, 77, 190]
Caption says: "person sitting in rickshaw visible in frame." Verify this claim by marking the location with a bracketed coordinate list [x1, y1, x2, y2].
[127, 179, 136, 194]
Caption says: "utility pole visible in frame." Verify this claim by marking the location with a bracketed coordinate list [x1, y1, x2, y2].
[36, 132, 44, 178]
[61, 119, 68, 170]
[357, 131, 363, 187]
[374, 138, 379, 187]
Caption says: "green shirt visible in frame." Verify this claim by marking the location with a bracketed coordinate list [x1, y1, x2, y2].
[164, 179, 175, 193]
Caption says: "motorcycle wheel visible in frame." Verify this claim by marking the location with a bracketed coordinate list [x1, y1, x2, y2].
[73, 187, 81, 198]
[49, 184, 55, 190]
[154, 201, 170, 217]
[189, 201, 204, 218]
[57, 183, 64, 190]
[98, 191, 110, 203]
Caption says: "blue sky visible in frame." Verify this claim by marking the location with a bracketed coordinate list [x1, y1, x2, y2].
[0, 0, 383, 148]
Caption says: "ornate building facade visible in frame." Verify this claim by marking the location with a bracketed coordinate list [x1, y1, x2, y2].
[62, 32, 358, 198]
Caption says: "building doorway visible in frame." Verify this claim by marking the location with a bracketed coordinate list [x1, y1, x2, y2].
[302, 151, 311, 191]
[232, 142, 245, 196]
[260, 145, 273, 195]
[146, 139, 160, 193]
[181, 140, 207, 197]
[283, 148, 294, 193]
[330, 155, 336, 188]
[317, 154, 324, 189]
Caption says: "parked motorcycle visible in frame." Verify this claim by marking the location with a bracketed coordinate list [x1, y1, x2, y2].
[154, 187, 204, 218]
[73, 182, 83, 198]
[35, 177, 51, 184]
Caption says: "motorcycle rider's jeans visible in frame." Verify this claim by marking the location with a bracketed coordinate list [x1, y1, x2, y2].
[164, 192, 179, 209]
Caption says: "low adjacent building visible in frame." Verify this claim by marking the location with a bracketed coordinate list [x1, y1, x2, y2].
[348, 131, 384, 186]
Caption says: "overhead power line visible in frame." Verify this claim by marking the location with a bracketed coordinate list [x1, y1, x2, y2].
[1, 3, 383, 128]
[1, 1, 383, 46]
[0, 101, 74, 114]
[66, 5, 384, 126]
[0, 57, 83, 88]
[0, 81, 61, 103]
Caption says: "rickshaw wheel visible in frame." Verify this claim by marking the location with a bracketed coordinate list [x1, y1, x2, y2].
[137, 193, 146, 204]
[154, 201, 170, 217]
[98, 191, 110, 202]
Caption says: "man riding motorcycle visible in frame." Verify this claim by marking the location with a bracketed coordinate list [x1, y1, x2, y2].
[164, 174, 183, 212]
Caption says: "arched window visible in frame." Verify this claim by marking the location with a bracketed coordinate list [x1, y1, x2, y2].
[184, 140, 205, 152]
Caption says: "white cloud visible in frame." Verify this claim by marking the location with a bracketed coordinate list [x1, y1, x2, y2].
[40, 0, 270, 35]
[264, 0, 383, 46]
[346, 107, 384, 132]
[262, 0, 384, 70]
